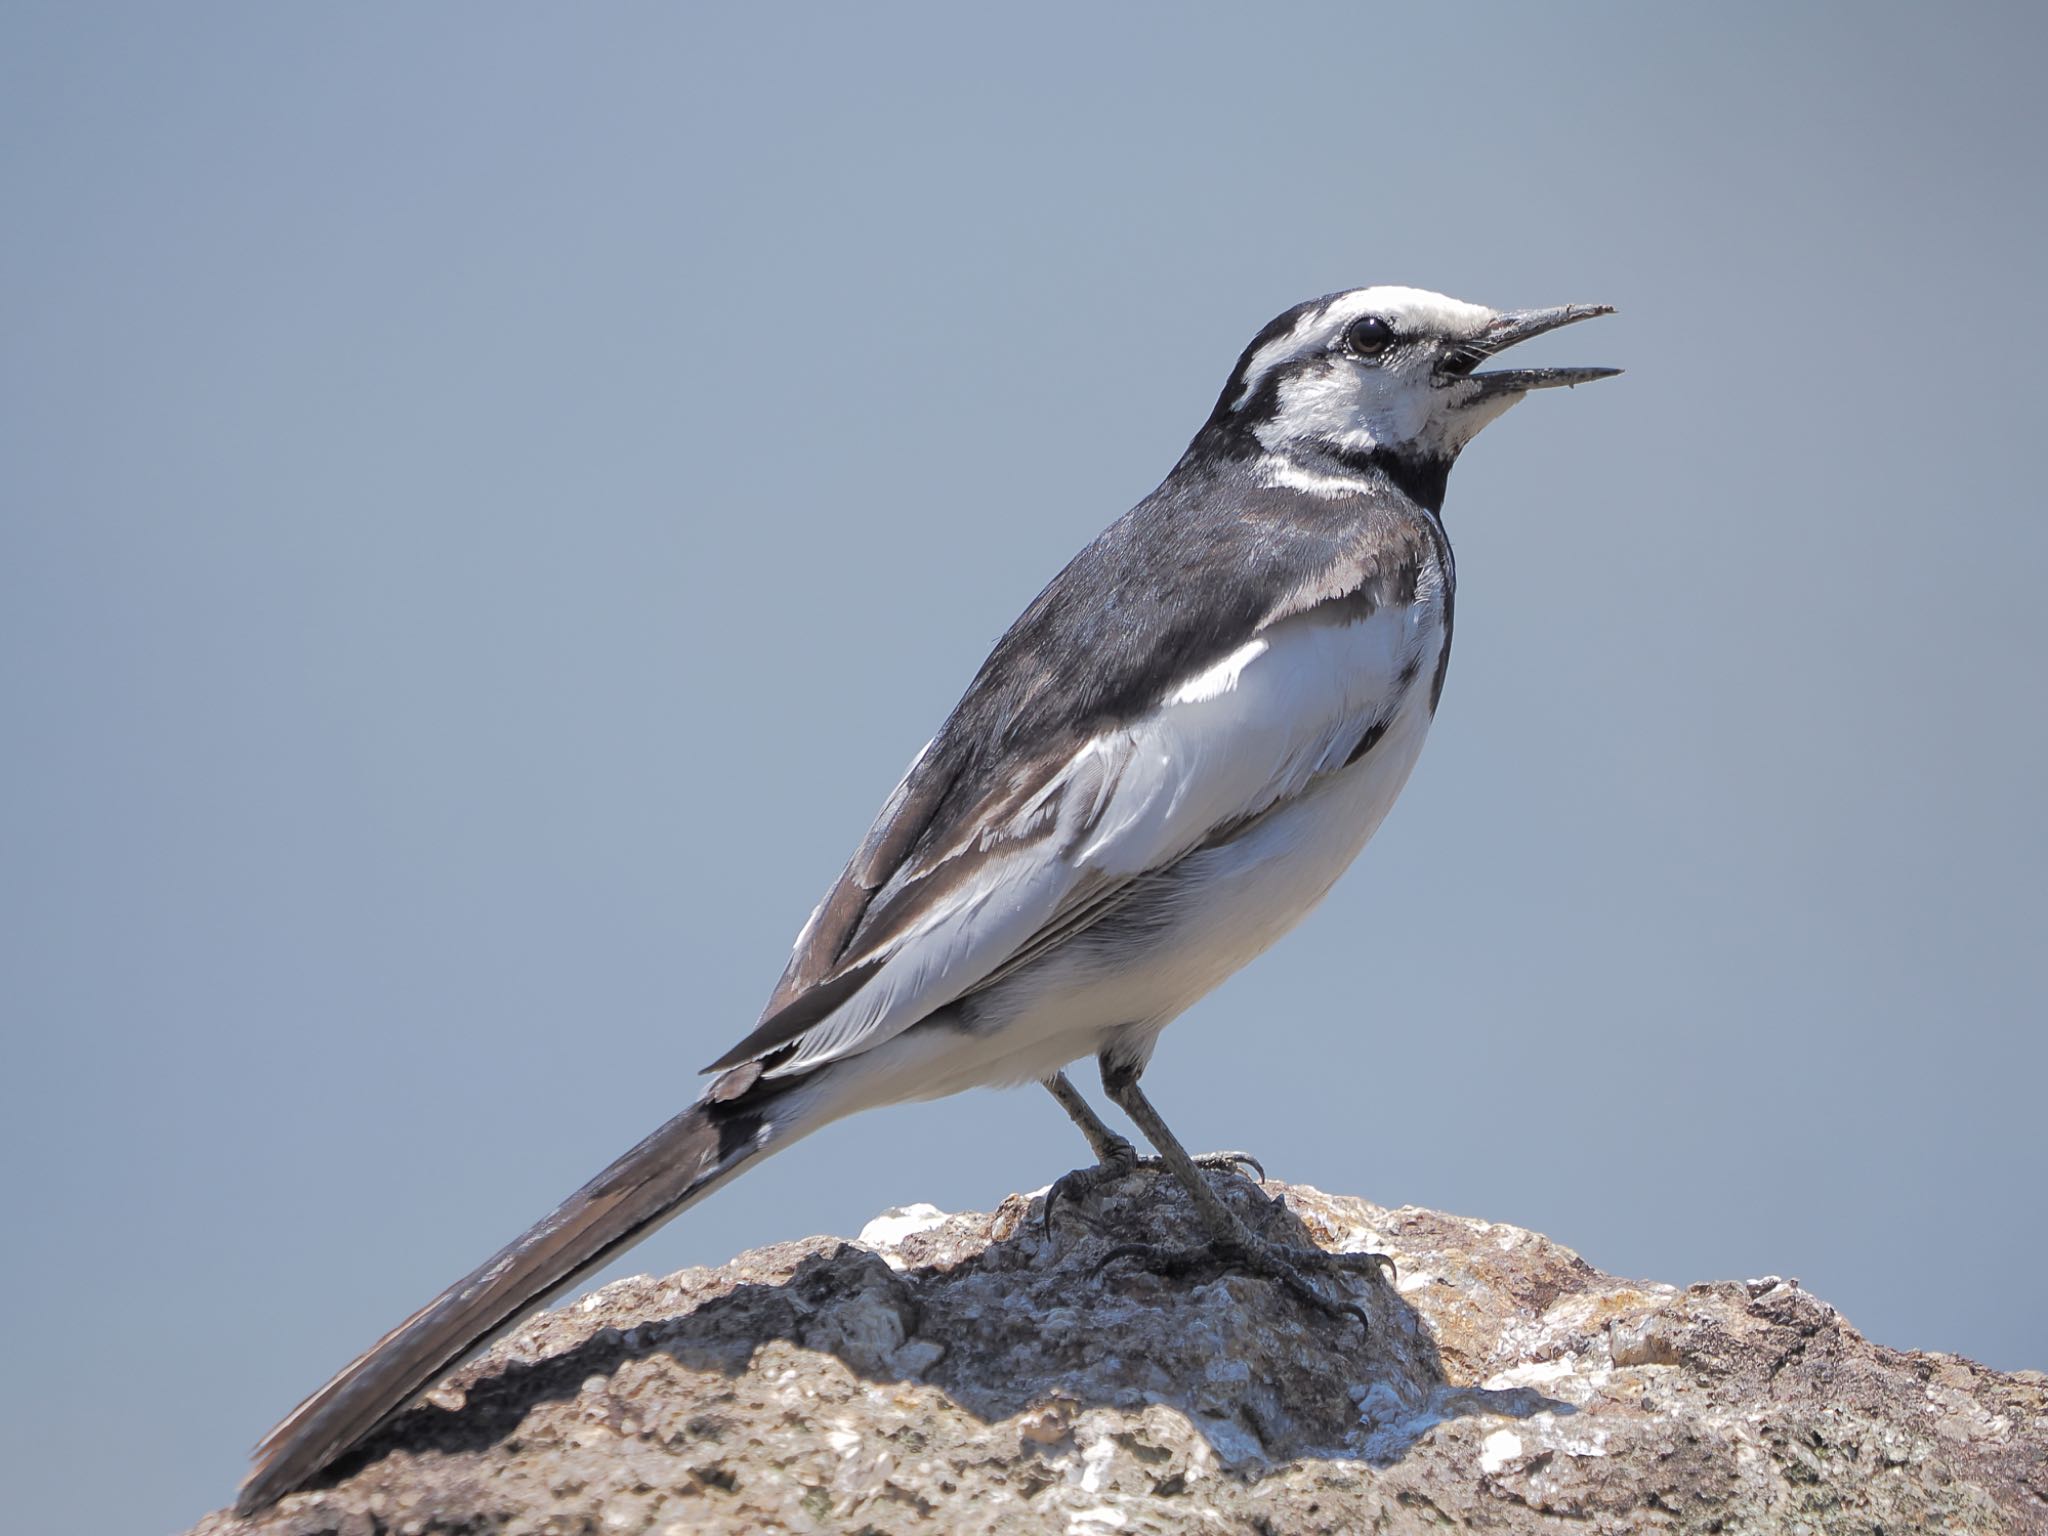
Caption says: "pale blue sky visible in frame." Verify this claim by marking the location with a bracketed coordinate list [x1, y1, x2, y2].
[3, 6, 2044, 1532]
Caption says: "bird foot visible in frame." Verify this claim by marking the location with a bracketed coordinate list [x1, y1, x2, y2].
[1184, 1149, 1266, 1181]
[1043, 1134, 1138, 1235]
[1043, 1147, 1266, 1236]
[1094, 1236, 1394, 1332]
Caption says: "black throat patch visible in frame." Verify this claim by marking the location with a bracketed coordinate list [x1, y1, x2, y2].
[1327, 446, 1453, 515]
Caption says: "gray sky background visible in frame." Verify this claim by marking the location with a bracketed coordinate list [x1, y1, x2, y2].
[4, 6, 2044, 1531]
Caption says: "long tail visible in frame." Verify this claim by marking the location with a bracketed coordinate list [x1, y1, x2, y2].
[236, 1067, 827, 1515]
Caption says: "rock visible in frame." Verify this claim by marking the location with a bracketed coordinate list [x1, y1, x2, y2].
[191, 1170, 2048, 1535]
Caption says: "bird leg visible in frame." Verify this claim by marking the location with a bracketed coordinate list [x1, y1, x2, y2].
[1044, 1070, 1133, 1163]
[1040, 1072, 1138, 1234]
[1040, 1072, 1264, 1236]
[1093, 1058, 1391, 1330]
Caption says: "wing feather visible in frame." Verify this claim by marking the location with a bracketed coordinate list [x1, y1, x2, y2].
[754, 741, 950, 1022]
[710, 579, 1438, 1079]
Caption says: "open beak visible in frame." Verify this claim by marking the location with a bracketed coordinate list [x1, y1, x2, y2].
[1439, 303, 1620, 396]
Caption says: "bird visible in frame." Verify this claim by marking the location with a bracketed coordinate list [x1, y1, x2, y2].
[237, 285, 1617, 1513]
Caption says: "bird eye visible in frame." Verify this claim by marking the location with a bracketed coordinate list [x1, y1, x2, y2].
[1345, 315, 1395, 357]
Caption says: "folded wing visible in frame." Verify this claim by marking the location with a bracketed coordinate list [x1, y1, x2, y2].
[708, 577, 1437, 1080]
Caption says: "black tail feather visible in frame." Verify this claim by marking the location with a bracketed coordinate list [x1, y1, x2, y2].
[236, 1075, 800, 1514]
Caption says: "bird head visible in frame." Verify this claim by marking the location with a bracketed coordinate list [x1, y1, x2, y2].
[1202, 287, 1618, 502]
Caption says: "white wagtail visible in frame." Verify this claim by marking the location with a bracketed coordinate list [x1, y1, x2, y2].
[239, 287, 1616, 1512]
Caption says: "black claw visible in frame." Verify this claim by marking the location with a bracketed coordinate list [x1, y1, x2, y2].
[1041, 1179, 1074, 1240]
[1262, 1263, 1371, 1331]
[1091, 1238, 1373, 1333]
[1193, 1151, 1265, 1182]
[1306, 1248, 1399, 1282]
[1333, 1250, 1398, 1283]
[1042, 1142, 1140, 1238]
[1092, 1240, 1171, 1280]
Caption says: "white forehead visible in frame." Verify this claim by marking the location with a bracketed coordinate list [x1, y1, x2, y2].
[1234, 286, 1496, 409]
[1324, 286, 1494, 336]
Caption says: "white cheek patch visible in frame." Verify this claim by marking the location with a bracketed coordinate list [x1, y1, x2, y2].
[1258, 356, 1439, 458]
[1255, 366, 1359, 449]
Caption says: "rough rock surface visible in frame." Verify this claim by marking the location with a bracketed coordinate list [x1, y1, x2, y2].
[195, 1170, 2047, 1535]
